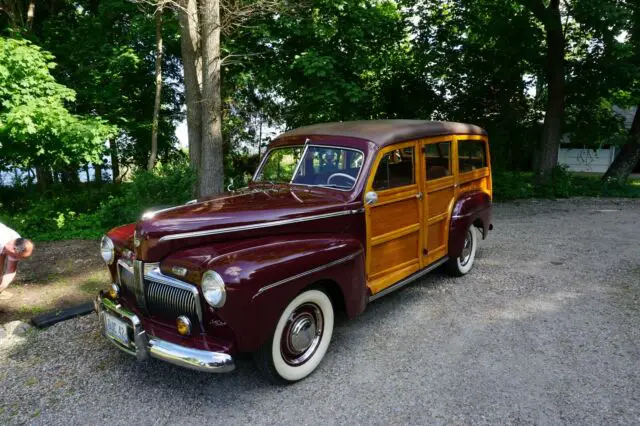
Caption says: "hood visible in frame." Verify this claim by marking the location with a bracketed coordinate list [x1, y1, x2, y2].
[135, 184, 359, 261]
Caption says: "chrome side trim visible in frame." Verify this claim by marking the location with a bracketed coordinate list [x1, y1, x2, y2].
[159, 209, 363, 242]
[368, 257, 449, 302]
[144, 268, 204, 326]
[254, 251, 362, 298]
[117, 258, 133, 273]
[133, 260, 148, 311]
[116, 259, 133, 292]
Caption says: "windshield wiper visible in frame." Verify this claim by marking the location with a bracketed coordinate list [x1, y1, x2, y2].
[318, 184, 348, 189]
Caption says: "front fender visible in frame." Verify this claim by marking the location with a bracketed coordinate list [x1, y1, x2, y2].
[448, 191, 492, 258]
[162, 235, 366, 352]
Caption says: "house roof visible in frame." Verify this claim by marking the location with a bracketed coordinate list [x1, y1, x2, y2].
[274, 120, 487, 147]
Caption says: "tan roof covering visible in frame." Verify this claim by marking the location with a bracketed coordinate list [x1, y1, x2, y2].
[275, 120, 487, 147]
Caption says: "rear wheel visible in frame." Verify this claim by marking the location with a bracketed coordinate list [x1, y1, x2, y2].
[254, 289, 334, 384]
[447, 226, 478, 276]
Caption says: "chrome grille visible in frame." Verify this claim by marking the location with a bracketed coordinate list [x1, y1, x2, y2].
[144, 278, 200, 324]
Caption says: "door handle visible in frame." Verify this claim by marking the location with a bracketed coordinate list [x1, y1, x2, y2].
[416, 192, 423, 200]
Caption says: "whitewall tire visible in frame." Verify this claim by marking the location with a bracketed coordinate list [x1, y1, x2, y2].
[255, 289, 334, 384]
[447, 226, 478, 276]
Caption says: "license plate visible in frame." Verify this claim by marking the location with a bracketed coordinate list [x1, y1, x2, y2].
[104, 313, 130, 345]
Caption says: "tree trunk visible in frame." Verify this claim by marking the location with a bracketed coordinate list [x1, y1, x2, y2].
[26, 0, 35, 29]
[536, 1, 565, 184]
[602, 106, 640, 183]
[178, 0, 203, 183]
[198, 0, 225, 196]
[94, 162, 103, 184]
[148, 7, 163, 171]
[35, 166, 52, 190]
[110, 139, 121, 183]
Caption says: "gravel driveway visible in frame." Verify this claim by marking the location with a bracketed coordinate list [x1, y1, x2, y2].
[1, 198, 639, 425]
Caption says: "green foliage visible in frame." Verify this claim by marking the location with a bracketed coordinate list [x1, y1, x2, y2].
[96, 159, 196, 227]
[38, 0, 185, 168]
[1, 159, 195, 241]
[0, 37, 116, 169]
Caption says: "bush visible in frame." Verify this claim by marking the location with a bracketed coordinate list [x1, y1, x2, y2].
[493, 169, 640, 200]
[1, 160, 196, 241]
[97, 161, 196, 228]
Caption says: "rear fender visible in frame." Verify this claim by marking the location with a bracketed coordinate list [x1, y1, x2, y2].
[448, 191, 492, 258]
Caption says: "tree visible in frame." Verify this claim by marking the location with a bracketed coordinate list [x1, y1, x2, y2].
[177, 0, 280, 196]
[0, 37, 116, 184]
[513, 0, 565, 183]
[9, 0, 186, 179]
[602, 1, 640, 182]
[603, 106, 640, 182]
[148, 5, 164, 171]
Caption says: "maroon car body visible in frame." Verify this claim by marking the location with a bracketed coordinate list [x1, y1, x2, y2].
[95, 120, 492, 382]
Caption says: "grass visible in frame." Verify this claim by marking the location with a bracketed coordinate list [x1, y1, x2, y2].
[16, 306, 47, 316]
[79, 271, 110, 294]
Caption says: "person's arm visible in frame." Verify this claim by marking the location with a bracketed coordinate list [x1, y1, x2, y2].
[0, 254, 17, 292]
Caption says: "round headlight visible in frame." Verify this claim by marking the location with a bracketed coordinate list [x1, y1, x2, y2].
[100, 236, 115, 265]
[201, 270, 226, 308]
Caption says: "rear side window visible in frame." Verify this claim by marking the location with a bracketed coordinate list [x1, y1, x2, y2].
[424, 142, 451, 180]
[458, 140, 487, 173]
[372, 148, 415, 190]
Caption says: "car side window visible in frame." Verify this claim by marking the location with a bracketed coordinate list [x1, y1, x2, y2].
[372, 147, 415, 191]
[458, 140, 487, 173]
[424, 142, 451, 180]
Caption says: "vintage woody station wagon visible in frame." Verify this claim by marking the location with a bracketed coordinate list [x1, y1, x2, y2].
[95, 120, 493, 383]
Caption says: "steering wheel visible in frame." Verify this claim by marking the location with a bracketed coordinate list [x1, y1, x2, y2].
[327, 173, 356, 187]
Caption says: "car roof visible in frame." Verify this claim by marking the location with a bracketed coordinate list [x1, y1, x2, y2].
[274, 120, 487, 148]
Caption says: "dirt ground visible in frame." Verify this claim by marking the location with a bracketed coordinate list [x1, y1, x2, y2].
[0, 240, 109, 323]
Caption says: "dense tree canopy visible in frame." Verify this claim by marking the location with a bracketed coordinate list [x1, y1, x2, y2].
[1, 0, 639, 191]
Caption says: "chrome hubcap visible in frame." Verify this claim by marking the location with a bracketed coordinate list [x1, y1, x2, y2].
[281, 303, 323, 366]
[459, 230, 473, 266]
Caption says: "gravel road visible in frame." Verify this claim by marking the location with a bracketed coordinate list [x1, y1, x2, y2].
[1, 198, 639, 425]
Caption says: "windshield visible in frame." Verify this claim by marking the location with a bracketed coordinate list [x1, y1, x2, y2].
[255, 145, 364, 190]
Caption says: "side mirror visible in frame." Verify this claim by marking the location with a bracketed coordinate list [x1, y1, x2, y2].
[365, 191, 378, 206]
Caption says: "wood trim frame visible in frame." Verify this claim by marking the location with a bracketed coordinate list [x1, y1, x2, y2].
[453, 134, 492, 199]
[362, 133, 492, 296]
[363, 140, 423, 291]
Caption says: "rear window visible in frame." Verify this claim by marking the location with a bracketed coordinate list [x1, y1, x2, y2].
[424, 142, 451, 180]
[458, 140, 487, 173]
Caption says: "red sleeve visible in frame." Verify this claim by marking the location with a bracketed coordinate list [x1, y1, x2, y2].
[0, 254, 17, 275]
[5, 257, 17, 274]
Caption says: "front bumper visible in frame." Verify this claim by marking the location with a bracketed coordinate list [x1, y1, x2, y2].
[95, 294, 234, 373]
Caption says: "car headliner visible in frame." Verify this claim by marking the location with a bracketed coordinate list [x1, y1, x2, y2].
[274, 120, 487, 148]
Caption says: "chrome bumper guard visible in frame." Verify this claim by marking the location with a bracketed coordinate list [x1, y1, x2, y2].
[95, 294, 234, 373]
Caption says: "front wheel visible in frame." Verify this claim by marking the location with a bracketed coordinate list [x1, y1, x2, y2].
[447, 226, 478, 276]
[254, 289, 334, 384]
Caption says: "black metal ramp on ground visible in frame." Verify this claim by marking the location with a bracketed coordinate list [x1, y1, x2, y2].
[31, 302, 95, 328]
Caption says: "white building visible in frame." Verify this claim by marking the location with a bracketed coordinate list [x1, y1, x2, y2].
[558, 106, 637, 173]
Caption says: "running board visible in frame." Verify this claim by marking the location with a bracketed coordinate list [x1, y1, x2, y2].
[368, 257, 449, 302]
